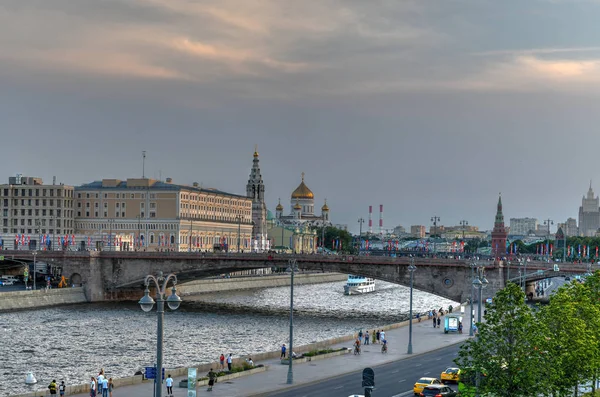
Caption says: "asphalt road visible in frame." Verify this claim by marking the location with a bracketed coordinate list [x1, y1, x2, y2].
[265, 343, 462, 397]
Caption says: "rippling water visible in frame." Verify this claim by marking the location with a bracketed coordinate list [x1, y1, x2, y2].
[0, 279, 457, 396]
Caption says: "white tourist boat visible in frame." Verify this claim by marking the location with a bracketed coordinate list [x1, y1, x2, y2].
[344, 275, 375, 295]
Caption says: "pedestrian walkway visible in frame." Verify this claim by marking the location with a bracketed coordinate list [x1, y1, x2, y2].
[69, 313, 473, 397]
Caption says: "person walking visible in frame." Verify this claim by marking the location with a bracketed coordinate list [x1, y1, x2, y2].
[108, 378, 114, 397]
[358, 329, 363, 341]
[433, 316, 436, 328]
[227, 353, 233, 371]
[364, 330, 369, 345]
[280, 344, 287, 359]
[48, 379, 58, 395]
[207, 368, 217, 391]
[165, 374, 173, 396]
[219, 353, 225, 370]
[59, 381, 66, 397]
[437, 317, 441, 328]
[380, 330, 385, 342]
[372, 330, 376, 344]
[90, 377, 97, 397]
[376, 330, 380, 344]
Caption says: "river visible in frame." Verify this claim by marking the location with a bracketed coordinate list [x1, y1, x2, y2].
[0, 279, 457, 396]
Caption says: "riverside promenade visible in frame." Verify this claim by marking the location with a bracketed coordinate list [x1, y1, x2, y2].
[66, 313, 472, 397]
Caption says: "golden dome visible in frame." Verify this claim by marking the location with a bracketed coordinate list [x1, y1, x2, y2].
[276, 198, 283, 211]
[293, 200, 302, 210]
[253, 144, 259, 158]
[291, 172, 314, 199]
[321, 199, 329, 211]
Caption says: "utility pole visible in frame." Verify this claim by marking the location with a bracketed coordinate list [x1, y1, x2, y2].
[431, 216, 440, 254]
[357, 218, 364, 254]
[142, 150, 146, 179]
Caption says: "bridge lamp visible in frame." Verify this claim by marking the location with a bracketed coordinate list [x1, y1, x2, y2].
[138, 272, 181, 397]
[286, 259, 299, 385]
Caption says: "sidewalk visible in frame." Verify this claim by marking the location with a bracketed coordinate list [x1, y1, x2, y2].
[69, 312, 472, 397]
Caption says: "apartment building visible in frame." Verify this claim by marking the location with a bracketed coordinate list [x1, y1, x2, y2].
[0, 175, 75, 249]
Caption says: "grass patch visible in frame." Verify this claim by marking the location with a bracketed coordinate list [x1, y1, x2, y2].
[302, 348, 345, 357]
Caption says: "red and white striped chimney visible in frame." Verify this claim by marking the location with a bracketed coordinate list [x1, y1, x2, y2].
[379, 204, 383, 235]
[368, 206, 373, 234]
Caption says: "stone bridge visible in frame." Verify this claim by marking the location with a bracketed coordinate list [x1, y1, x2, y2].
[2, 251, 592, 303]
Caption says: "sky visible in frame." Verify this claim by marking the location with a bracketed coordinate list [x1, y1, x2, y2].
[1, 0, 600, 233]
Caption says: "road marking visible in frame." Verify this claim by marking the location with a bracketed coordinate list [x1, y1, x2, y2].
[415, 363, 422, 366]
[424, 372, 430, 375]
[334, 385, 344, 389]
[398, 379, 406, 382]
[391, 369, 400, 373]
[435, 358, 442, 360]
[391, 391, 414, 397]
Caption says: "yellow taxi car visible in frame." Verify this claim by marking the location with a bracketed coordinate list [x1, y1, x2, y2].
[440, 367, 460, 383]
[413, 377, 442, 395]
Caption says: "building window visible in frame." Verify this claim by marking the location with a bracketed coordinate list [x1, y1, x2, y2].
[35, 209, 39, 216]
[150, 234, 155, 244]
[150, 202, 156, 209]
[86, 211, 90, 217]
[95, 193, 99, 198]
[78, 193, 81, 199]
[104, 193, 108, 198]
[95, 211, 98, 217]
[49, 189, 54, 197]
[150, 212, 156, 218]
[104, 212, 107, 217]
[78, 202, 81, 208]
[122, 202, 125, 208]
[140, 203, 145, 209]
[42, 209, 47, 216]
[116, 202, 120, 208]
[141, 212, 145, 218]
[115, 212, 119, 217]
[116, 193, 120, 199]
[86, 203, 90, 208]
[86, 193, 90, 198]
[95, 202, 98, 208]
[121, 212, 125, 218]
[104, 203, 107, 208]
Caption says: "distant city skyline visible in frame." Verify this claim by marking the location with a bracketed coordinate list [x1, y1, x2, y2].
[2, 1, 600, 233]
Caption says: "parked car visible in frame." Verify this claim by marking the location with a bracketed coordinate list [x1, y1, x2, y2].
[440, 367, 460, 383]
[414, 377, 442, 395]
[419, 384, 457, 396]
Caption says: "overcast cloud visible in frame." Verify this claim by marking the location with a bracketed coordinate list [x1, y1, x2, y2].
[1, 0, 600, 232]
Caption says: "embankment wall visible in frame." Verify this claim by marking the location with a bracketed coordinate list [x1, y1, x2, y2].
[0, 287, 87, 312]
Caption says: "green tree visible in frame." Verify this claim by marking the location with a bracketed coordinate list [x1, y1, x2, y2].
[538, 281, 600, 396]
[455, 283, 547, 397]
[315, 226, 354, 253]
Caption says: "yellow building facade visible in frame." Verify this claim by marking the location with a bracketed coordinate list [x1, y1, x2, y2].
[74, 178, 253, 252]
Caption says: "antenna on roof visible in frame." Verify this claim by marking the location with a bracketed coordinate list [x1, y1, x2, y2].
[142, 151, 147, 179]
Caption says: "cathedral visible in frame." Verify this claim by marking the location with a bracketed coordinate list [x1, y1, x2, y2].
[276, 172, 331, 228]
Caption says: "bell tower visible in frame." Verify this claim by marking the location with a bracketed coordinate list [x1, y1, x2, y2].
[246, 146, 267, 247]
[491, 194, 508, 259]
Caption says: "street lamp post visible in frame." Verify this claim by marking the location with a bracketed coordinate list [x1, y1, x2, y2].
[431, 216, 440, 254]
[138, 272, 182, 397]
[469, 261, 476, 336]
[236, 215, 242, 253]
[357, 218, 364, 254]
[32, 251, 37, 290]
[472, 266, 489, 397]
[460, 220, 468, 243]
[407, 258, 417, 354]
[108, 219, 115, 252]
[321, 214, 326, 255]
[286, 258, 298, 384]
[543, 219, 553, 262]
[188, 218, 193, 253]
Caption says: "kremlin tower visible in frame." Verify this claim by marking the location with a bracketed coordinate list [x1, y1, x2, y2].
[491, 194, 508, 259]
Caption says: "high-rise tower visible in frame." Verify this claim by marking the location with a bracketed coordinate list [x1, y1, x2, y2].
[578, 181, 600, 237]
[246, 147, 267, 248]
[491, 194, 508, 258]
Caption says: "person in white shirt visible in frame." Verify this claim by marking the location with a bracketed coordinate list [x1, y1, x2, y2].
[380, 330, 385, 342]
[245, 357, 254, 367]
[90, 376, 97, 397]
[165, 374, 174, 396]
